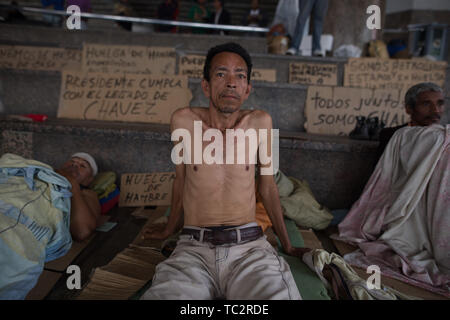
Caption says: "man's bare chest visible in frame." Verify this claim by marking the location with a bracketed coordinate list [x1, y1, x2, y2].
[183, 121, 261, 166]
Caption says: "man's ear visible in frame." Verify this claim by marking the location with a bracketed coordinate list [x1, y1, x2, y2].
[243, 82, 252, 100]
[201, 79, 210, 98]
[405, 104, 413, 116]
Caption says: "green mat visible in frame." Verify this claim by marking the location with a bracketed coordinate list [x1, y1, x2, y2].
[276, 218, 330, 300]
[131, 217, 330, 300]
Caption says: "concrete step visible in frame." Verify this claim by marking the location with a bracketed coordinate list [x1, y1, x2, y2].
[185, 49, 347, 84]
[2, 24, 449, 91]
[0, 69, 310, 132]
[2, 68, 449, 132]
[0, 116, 378, 210]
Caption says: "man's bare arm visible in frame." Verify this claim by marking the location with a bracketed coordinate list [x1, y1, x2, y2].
[142, 163, 185, 240]
[142, 108, 187, 240]
[258, 175, 296, 253]
[257, 112, 310, 257]
[165, 164, 185, 235]
[59, 171, 101, 242]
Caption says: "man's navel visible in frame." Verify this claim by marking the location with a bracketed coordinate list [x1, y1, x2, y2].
[192, 165, 249, 171]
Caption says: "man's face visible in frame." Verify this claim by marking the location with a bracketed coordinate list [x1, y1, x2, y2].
[406, 90, 445, 126]
[61, 157, 94, 186]
[202, 52, 251, 114]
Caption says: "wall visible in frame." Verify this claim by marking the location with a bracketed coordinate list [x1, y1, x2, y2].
[386, 0, 450, 13]
[323, 0, 385, 52]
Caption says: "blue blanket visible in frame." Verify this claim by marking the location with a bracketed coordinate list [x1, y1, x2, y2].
[0, 154, 73, 299]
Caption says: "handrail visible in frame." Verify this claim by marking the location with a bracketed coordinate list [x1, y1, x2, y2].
[1, 4, 270, 33]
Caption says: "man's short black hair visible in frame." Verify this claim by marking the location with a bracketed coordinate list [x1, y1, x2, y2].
[203, 42, 253, 84]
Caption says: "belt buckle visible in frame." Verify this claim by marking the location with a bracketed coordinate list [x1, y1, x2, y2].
[210, 229, 229, 245]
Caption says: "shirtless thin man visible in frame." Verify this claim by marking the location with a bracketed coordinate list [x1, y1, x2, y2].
[141, 42, 309, 300]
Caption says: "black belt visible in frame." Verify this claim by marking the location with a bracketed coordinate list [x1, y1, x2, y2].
[181, 226, 263, 245]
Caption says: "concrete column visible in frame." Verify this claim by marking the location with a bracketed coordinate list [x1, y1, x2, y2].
[322, 0, 385, 52]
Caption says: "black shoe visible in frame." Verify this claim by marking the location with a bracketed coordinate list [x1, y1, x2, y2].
[349, 116, 370, 140]
[370, 118, 385, 141]
[367, 117, 379, 140]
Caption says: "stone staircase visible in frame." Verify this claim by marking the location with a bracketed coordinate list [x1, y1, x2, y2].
[4, 0, 278, 33]
[1, 23, 449, 210]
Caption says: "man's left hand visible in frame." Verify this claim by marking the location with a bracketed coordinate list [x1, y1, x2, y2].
[285, 246, 313, 258]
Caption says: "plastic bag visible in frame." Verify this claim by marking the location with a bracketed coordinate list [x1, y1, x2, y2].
[333, 44, 362, 58]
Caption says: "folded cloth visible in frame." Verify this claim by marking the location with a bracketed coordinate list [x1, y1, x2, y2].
[90, 172, 116, 196]
[99, 183, 117, 199]
[279, 176, 333, 230]
[257, 171, 332, 231]
[99, 186, 120, 215]
[255, 201, 272, 232]
[274, 170, 294, 197]
[302, 249, 419, 300]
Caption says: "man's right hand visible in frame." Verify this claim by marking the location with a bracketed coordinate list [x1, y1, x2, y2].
[141, 223, 171, 240]
[55, 168, 80, 191]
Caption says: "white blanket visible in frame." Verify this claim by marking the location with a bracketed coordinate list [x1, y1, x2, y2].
[336, 124, 450, 297]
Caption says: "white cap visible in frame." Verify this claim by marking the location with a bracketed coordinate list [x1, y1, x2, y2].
[71, 152, 98, 176]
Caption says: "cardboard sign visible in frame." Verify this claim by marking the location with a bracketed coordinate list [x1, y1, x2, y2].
[344, 58, 447, 90]
[251, 69, 276, 82]
[289, 62, 338, 86]
[82, 44, 176, 75]
[57, 71, 192, 124]
[119, 172, 175, 207]
[305, 86, 409, 135]
[179, 54, 205, 78]
[0, 45, 81, 71]
[178, 54, 276, 82]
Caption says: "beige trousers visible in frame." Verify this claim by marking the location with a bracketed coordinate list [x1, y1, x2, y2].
[141, 224, 302, 300]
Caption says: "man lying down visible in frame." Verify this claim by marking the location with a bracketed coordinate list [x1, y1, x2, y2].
[335, 123, 450, 296]
[0, 152, 102, 299]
